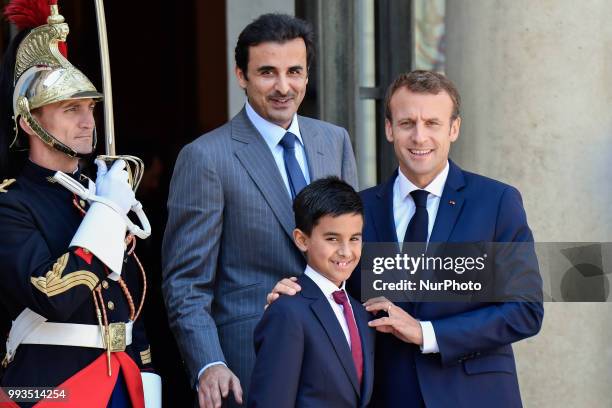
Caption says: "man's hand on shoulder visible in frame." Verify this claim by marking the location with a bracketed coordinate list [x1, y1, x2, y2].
[198, 365, 243, 408]
[264, 277, 301, 309]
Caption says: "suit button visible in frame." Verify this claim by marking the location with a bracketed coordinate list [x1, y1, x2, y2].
[83, 249, 89, 254]
[107, 301, 115, 310]
[101, 280, 109, 289]
[79, 199, 86, 208]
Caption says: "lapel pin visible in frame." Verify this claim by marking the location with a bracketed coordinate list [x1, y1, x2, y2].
[449, 200, 456, 205]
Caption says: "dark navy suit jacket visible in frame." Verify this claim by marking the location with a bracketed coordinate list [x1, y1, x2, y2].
[348, 160, 543, 408]
[248, 274, 375, 408]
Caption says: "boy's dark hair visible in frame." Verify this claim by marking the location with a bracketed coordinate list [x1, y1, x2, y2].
[235, 13, 314, 79]
[293, 177, 363, 236]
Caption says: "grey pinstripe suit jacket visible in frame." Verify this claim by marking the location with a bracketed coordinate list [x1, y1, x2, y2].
[161, 108, 358, 401]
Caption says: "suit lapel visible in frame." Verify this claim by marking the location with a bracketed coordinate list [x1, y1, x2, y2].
[371, 172, 399, 243]
[301, 277, 361, 396]
[368, 171, 414, 303]
[350, 296, 374, 404]
[299, 116, 326, 181]
[429, 161, 466, 244]
[415, 161, 466, 311]
[232, 109, 295, 240]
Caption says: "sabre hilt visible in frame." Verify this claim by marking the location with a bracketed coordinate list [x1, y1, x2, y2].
[52, 169, 151, 240]
[96, 154, 145, 192]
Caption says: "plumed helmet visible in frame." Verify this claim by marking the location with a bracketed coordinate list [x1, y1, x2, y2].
[5, 0, 103, 157]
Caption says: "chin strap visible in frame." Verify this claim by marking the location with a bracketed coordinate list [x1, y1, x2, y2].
[14, 97, 98, 159]
[52, 171, 151, 240]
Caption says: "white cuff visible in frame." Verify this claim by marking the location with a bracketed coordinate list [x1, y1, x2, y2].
[70, 202, 126, 280]
[141, 372, 162, 408]
[196, 361, 227, 390]
[419, 321, 439, 354]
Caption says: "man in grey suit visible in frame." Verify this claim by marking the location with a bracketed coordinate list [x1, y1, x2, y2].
[162, 14, 357, 408]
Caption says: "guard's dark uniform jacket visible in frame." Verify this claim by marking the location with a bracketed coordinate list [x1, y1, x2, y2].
[0, 161, 152, 406]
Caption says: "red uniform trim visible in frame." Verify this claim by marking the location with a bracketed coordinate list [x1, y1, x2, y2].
[33, 352, 144, 408]
[0, 388, 19, 408]
[116, 352, 145, 408]
[74, 247, 93, 264]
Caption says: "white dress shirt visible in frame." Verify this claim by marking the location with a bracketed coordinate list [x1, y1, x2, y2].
[393, 162, 449, 243]
[393, 161, 450, 354]
[245, 101, 311, 197]
[304, 265, 355, 348]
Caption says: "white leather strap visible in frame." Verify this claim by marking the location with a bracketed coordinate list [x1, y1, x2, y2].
[21, 321, 133, 349]
[4, 309, 132, 366]
[4, 308, 47, 365]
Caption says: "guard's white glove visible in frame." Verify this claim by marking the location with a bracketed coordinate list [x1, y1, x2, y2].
[95, 159, 136, 214]
[70, 159, 135, 280]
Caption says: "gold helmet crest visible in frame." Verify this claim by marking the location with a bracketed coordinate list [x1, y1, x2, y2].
[6, 0, 103, 157]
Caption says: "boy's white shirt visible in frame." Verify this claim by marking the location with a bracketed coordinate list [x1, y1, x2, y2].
[304, 265, 355, 347]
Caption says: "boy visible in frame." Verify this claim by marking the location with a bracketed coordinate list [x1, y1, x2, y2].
[248, 177, 375, 408]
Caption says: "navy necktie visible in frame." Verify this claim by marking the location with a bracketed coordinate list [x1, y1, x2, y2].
[279, 132, 307, 199]
[404, 189, 429, 245]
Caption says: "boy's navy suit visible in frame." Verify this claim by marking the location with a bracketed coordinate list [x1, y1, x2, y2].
[248, 274, 375, 408]
[350, 160, 543, 408]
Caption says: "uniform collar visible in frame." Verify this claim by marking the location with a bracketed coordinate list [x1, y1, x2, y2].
[22, 160, 81, 187]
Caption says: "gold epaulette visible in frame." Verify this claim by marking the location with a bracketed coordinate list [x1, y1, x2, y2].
[0, 179, 16, 193]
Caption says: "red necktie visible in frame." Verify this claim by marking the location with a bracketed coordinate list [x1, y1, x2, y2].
[332, 290, 363, 385]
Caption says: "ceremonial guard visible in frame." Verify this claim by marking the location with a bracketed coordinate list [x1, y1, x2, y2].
[0, 1, 161, 406]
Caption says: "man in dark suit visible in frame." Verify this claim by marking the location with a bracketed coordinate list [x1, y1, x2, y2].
[269, 70, 543, 408]
[248, 177, 375, 408]
[162, 14, 357, 408]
